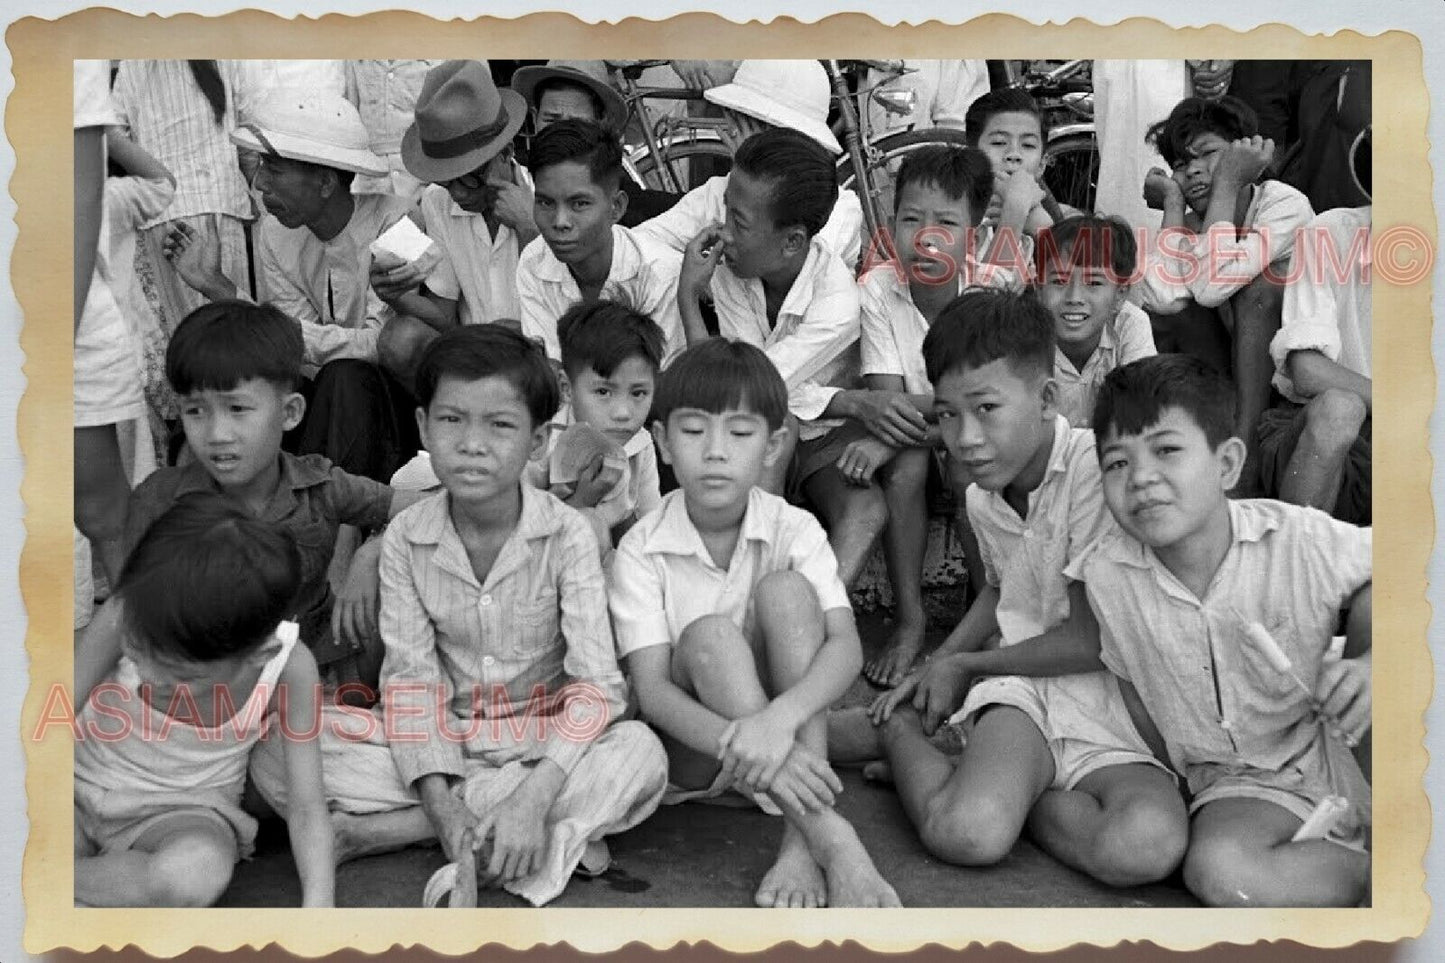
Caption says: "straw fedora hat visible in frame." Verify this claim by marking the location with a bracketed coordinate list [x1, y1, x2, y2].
[230, 89, 387, 176]
[511, 61, 629, 135]
[401, 60, 528, 183]
[704, 60, 841, 155]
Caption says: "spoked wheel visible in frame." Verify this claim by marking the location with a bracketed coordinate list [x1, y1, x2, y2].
[628, 138, 734, 194]
[837, 127, 974, 241]
[1042, 132, 1100, 214]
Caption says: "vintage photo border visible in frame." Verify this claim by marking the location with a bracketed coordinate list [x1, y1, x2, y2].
[12, 8, 1432, 955]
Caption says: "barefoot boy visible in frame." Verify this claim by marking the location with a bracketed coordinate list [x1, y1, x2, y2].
[609, 339, 900, 908]
[1071, 354, 1371, 906]
[861, 289, 1187, 887]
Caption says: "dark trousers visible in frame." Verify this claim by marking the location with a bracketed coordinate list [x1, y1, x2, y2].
[284, 359, 421, 483]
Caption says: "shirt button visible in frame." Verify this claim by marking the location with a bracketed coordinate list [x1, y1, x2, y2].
[483, 656, 495, 667]
[480, 595, 493, 606]
[1220, 720, 1234, 732]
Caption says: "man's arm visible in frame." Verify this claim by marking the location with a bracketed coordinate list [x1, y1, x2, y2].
[1286, 350, 1372, 411]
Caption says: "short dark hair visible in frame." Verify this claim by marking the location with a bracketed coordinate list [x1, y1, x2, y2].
[117, 494, 302, 662]
[922, 288, 1055, 386]
[1092, 354, 1236, 450]
[1146, 96, 1260, 170]
[526, 117, 623, 191]
[414, 324, 561, 428]
[534, 77, 605, 124]
[653, 338, 788, 432]
[893, 144, 993, 224]
[167, 300, 304, 394]
[964, 89, 1045, 147]
[731, 128, 837, 238]
[1035, 214, 1139, 283]
[557, 299, 665, 381]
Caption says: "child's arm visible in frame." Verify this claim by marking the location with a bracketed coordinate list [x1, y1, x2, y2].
[1190, 179, 1312, 309]
[1285, 350, 1372, 411]
[75, 597, 127, 708]
[678, 225, 725, 346]
[274, 644, 336, 907]
[105, 129, 175, 186]
[1317, 582, 1371, 745]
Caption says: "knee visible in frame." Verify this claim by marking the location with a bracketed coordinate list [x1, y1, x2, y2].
[377, 317, 437, 385]
[601, 720, 669, 779]
[884, 448, 929, 494]
[676, 614, 750, 673]
[847, 486, 890, 534]
[150, 834, 235, 907]
[1092, 796, 1188, 887]
[754, 570, 817, 620]
[919, 794, 1018, 867]
[1304, 389, 1368, 450]
[1182, 832, 1259, 907]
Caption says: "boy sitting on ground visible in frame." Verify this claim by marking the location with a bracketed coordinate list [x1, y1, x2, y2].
[852, 144, 998, 686]
[843, 289, 1188, 890]
[1070, 354, 1371, 906]
[388, 299, 665, 556]
[517, 119, 686, 365]
[1137, 95, 1315, 489]
[249, 325, 669, 906]
[121, 300, 426, 690]
[1034, 214, 1157, 429]
[609, 338, 900, 908]
[678, 128, 883, 590]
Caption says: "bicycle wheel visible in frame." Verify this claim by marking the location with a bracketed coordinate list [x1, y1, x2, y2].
[1042, 132, 1100, 214]
[629, 138, 734, 195]
[838, 127, 973, 239]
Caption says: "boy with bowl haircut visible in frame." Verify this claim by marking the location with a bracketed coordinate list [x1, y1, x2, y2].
[860, 289, 1187, 889]
[1034, 214, 1157, 429]
[517, 119, 686, 365]
[679, 128, 883, 590]
[964, 88, 1060, 275]
[254, 324, 669, 905]
[852, 143, 999, 686]
[609, 339, 900, 908]
[1070, 354, 1371, 906]
[1138, 96, 1316, 482]
[121, 300, 427, 685]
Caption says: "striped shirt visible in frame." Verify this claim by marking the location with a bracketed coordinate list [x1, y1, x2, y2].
[379, 485, 627, 785]
[112, 60, 251, 225]
[346, 60, 447, 158]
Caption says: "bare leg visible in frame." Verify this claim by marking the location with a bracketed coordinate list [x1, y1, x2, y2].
[332, 807, 437, 864]
[1027, 763, 1188, 887]
[944, 457, 986, 600]
[75, 425, 131, 587]
[881, 704, 1053, 866]
[865, 448, 930, 686]
[1184, 797, 1369, 906]
[827, 704, 884, 764]
[803, 469, 888, 588]
[76, 824, 236, 907]
[1279, 389, 1368, 513]
[1230, 266, 1286, 494]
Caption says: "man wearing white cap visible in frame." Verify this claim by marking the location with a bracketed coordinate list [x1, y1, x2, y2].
[166, 89, 420, 481]
[633, 60, 865, 269]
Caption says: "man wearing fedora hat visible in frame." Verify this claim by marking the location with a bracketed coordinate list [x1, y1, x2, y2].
[370, 60, 535, 338]
[634, 60, 866, 270]
[510, 60, 682, 227]
[165, 88, 422, 482]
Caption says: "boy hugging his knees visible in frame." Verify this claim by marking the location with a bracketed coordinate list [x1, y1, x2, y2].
[608, 339, 900, 908]
[121, 300, 428, 693]
[851, 144, 1002, 686]
[1035, 214, 1157, 430]
[677, 128, 880, 591]
[1070, 355, 1371, 907]
[387, 298, 665, 559]
[843, 289, 1188, 888]
[250, 325, 668, 906]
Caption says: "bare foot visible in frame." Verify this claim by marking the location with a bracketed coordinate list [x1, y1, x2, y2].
[814, 812, 902, 907]
[863, 621, 926, 688]
[332, 810, 370, 865]
[827, 706, 883, 764]
[756, 824, 827, 908]
[332, 807, 436, 865]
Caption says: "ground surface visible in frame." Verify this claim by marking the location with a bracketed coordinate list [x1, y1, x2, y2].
[221, 598, 1200, 909]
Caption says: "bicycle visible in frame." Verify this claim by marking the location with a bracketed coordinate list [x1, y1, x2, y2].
[995, 59, 1100, 213]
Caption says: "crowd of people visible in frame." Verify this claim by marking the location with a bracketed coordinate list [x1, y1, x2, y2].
[71, 56, 1373, 910]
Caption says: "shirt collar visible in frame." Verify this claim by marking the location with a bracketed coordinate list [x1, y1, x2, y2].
[1054, 320, 1118, 376]
[170, 451, 329, 499]
[405, 484, 559, 587]
[1109, 498, 1282, 576]
[642, 487, 775, 560]
[534, 224, 634, 285]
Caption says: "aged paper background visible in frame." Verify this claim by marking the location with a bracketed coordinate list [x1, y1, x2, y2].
[3, 3, 1436, 959]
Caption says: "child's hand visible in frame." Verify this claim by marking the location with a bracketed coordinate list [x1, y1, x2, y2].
[868, 670, 921, 725]
[912, 655, 973, 734]
[369, 256, 425, 303]
[473, 787, 550, 887]
[996, 169, 1047, 217]
[1212, 135, 1276, 190]
[162, 220, 225, 296]
[1315, 653, 1371, 747]
[681, 223, 726, 298]
[847, 391, 929, 447]
[767, 743, 843, 814]
[571, 452, 624, 508]
[835, 435, 896, 487]
[1143, 168, 1186, 211]
[718, 708, 796, 792]
[332, 537, 383, 653]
